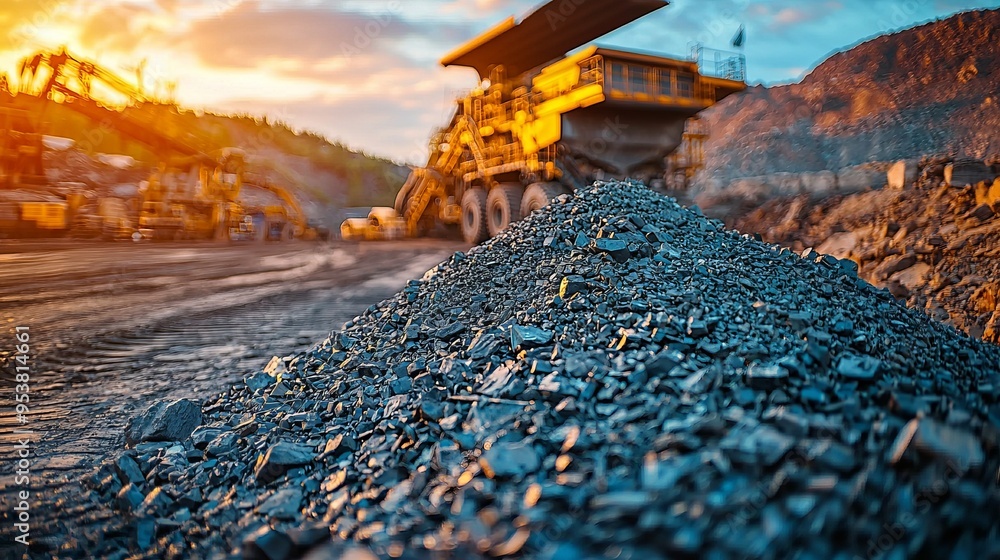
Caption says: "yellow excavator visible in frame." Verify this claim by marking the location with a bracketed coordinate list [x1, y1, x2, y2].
[14, 48, 255, 241]
[247, 179, 317, 241]
[138, 148, 247, 240]
[10, 48, 317, 242]
[348, 0, 746, 243]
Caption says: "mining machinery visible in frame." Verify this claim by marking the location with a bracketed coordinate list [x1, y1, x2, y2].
[375, 0, 746, 243]
[241, 176, 318, 241]
[12, 48, 255, 240]
[0, 105, 45, 189]
[0, 102, 71, 236]
[11, 48, 318, 241]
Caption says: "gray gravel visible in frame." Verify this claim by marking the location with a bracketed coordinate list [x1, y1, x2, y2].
[72, 181, 1000, 558]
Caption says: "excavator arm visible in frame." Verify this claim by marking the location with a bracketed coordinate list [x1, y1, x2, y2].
[18, 48, 209, 159]
[258, 181, 310, 238]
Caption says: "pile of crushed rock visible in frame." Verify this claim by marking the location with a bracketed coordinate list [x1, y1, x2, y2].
[66, 181, 1000, 560]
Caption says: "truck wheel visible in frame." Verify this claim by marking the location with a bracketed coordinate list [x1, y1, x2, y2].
[461, 188, 489, 244]
[487, 183, 523, 237]
[520, 182, 566, 219]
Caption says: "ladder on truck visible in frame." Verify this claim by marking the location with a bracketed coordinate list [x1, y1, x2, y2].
[397, 114, 487, 236]
[397, 168, 445, 236]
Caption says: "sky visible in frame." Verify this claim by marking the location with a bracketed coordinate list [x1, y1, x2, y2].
[1, 0, 998, 163]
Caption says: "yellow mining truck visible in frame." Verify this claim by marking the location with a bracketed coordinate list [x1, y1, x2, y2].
[370, 0, 746, 243]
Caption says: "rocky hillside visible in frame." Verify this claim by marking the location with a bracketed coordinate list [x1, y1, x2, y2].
[698, 9, 1000, 186]
[735, 176, 1000, 341]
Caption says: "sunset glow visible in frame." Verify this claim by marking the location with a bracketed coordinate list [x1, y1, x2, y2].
[0, 0, 995, 162]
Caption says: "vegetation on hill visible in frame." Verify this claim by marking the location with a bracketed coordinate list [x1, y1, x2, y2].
[8, 92, 406, 207]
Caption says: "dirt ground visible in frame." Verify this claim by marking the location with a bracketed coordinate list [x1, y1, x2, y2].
[0, 238, 465, 554]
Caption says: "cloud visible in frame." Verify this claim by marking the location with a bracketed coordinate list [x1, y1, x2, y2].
[0, 0, 77, 51]
[77, 4, 164, 52]
[1, 0, 995, 162]
[217, 90, 459, 165]
[774, 8, 813, 25]
[180, 1, 468, 70]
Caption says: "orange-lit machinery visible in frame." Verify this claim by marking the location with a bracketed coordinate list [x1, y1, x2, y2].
[0, 104, 72, 236]
[341, 207, 406, 241]
[16, 48, 254, 241]
[367, 0, 745, 243]
[138, 148, 247, 240]
[243, 178, 317, 241]
[665, 117, 709, 190]
[0, 106, 45, 188]
[19, 48, 210, 158]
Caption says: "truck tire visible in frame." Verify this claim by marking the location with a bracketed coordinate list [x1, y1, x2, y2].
[487, 183, 523, 237]
[520, 182, 566, 219]
[461, 188, 489, 244]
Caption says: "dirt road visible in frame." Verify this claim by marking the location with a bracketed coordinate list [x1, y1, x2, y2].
[0, 238, 464, 554]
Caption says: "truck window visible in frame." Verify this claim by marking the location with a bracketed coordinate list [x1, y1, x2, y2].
[629, 65, 649, 96]
[658, 69, 672, 96]
[609, 61, 626, 93]
[677, 74, 694, 98]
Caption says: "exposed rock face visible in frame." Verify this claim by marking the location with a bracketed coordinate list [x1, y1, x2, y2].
[733, 176, 1000, 341]
[696, 9, 1000, 187]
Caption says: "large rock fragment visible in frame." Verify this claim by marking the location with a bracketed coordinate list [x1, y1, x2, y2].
[124, 399, 202, 447]
[889, 262, 932, 291]
[974, 178, 1000, 207]
[254, 442, 315, 484]
[509, 324, 553, 350]
[945, 158, 995, 187]
[479, 441, 540, 479]
[836, 354, 881, 380]
[242, 526, 294, 560]
[257, 488, 304, 519]
[887, 159, 918, 190]
[874, 254, 917, 280]
[889, 418, 985, 472]
[593, 237, 630, 263]
[816, 231, 858, 260]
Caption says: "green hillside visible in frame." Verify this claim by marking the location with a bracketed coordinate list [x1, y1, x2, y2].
[5, 92, 407, 207]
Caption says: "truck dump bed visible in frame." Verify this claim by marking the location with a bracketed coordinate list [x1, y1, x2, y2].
[442, 0, 668, 79]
